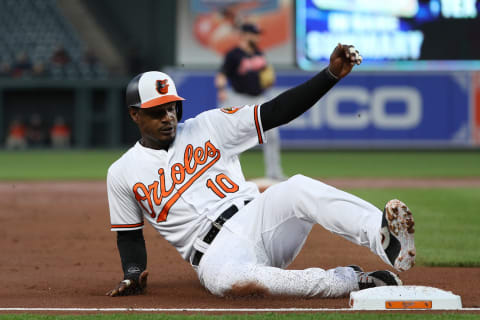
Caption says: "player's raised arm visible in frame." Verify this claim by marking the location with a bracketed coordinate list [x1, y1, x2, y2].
[260, 44, 362, 131]
[106, 229, 148, 296]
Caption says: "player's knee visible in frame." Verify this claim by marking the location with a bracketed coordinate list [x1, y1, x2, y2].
[287, 174, 315, 193]
[288, 174, 330, 191]
[288, 174, 308, 183]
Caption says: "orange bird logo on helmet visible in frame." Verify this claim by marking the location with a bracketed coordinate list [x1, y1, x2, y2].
[156, 79, 169, 95]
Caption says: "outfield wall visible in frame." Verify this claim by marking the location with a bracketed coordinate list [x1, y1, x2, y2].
[169, 69, 480, 149]
[1, 71, 479, 148]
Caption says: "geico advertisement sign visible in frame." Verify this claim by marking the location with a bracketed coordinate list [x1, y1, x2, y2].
[283, 86, 422, 130]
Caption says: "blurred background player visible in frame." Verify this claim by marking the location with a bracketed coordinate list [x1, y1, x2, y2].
[26, 113, 48, 148]
[5, 117, 27, 150]
[50, 116, 71, 149]
[215, 22, 285, 181]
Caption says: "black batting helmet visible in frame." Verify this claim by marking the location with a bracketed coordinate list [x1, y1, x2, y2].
[126, 71, 184, 121]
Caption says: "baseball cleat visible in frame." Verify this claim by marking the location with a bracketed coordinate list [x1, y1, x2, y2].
[348, 265, 402, 290]
[381, 199, 416, 272]
[355, 270, 402, 290]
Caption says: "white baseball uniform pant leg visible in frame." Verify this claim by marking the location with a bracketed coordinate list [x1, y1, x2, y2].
[221, 90, 285, 180]
[197, 174, 391, 298]
[263, 128, 284, 180]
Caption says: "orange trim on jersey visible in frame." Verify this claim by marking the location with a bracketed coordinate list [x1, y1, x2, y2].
[220, 106, 242, 114]
[141, 95, 185, 108]
[157, 144, 221, 222]
[111, 222, 144, 229]
[254, 104, 264, 144]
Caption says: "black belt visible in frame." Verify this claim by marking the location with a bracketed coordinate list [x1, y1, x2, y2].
[192, 201, 249, 266]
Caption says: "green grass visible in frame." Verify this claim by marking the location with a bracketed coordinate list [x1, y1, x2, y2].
[1, 150, 479, 180]
[0, 150, 123, 180]
[0, 152, 478, 317]
[1, 150, 479, 267]
[241, 150, 480, 178]
[348, 188, 480, 267]
[0, 314, 478, 320]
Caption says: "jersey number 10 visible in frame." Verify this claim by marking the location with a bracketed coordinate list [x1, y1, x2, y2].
[206, 173, 239, 198]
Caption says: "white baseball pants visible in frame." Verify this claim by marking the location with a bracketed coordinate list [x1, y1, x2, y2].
[195, 175, 391, 297]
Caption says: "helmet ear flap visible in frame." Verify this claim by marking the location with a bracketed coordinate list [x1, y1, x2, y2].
[176, 101, 183, 121]
[126, 73, 143, 108]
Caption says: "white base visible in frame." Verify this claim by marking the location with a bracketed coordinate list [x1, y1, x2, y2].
[349, 286, 462, 310]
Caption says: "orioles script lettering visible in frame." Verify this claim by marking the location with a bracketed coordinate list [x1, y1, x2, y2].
[132, 140, 221, 222]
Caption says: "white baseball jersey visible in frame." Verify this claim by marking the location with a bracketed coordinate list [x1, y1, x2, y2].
[107, 49, 407, 297]
[107, 104, 265, 260]
[108, 103, 398, 298]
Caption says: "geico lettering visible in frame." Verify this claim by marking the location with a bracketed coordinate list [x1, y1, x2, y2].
[326, 87, 370, 129]
[371, 87, 421, 129]
[285, 86, 422, 130]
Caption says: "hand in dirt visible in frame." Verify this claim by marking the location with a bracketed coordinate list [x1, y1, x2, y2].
[106, 270, 148, 297]
[328, 43, 363, 79]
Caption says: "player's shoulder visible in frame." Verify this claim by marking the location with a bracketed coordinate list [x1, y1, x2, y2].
[107, 143, 138, 176]
[181, 105, 255, 133]
[193, 105, 250, 121]
[183, 108, 218, 124]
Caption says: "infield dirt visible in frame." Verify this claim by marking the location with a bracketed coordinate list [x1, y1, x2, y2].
[0, 181, 479, 309]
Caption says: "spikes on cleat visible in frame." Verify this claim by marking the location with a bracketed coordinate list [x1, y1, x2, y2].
[381, 199, 416, 272]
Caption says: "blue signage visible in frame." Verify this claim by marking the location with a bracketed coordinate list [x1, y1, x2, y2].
[168, 69, 472, 148]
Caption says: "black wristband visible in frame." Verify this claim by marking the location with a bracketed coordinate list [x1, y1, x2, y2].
[117, 230, 147, 279]
[124, 264, 142, 280]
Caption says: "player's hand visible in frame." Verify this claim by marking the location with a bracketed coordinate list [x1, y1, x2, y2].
[328, 43, 363, 79]
[106, 270, 148, 297]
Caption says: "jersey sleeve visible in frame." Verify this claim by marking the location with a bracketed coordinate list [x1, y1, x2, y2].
[202, 104, 266, 155]
[107, 167, 144, 231]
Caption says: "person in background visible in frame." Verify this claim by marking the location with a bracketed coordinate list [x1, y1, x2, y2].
[26, 113, 48, 148]
[51, 45, 71, 67]
[84, 48, 99, 68]
[5, 117, 27, 150]
[50, 116, 71, 148]
[215, 22, 285, 181]
[12, 52, 33, 78]
[32, 61, 48, 78]
[0, 61, 12, 77]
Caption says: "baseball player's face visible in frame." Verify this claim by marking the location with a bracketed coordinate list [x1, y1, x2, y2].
[247, 33, 259, 44]
[129, 102, 178, 150]
[242, 32, 260, 50]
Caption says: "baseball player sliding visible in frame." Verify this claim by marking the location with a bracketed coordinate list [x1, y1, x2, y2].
[106, 44, 416, 298]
